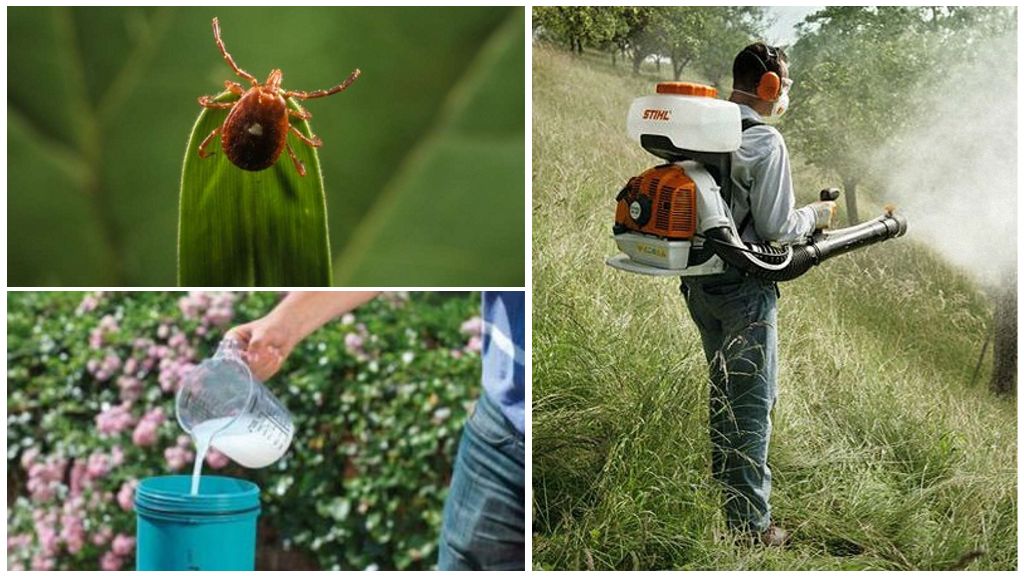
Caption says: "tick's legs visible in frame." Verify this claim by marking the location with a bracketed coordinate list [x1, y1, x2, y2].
[285, 142, 307, 177]
[212, 17, 258, 86]
[285, 68, 361, 100]
[224, 80, 246, 95]
[197, 126, 222, 158]
[288, 106, 312, 121]
[289, 124, 323, 148]
[197, 95, 235, 109]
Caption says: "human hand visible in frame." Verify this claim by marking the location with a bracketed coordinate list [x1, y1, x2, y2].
[808, 200, 838, 230]
[226, 316, 298, 382]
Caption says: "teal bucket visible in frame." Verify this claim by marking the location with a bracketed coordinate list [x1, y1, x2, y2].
[135, 475, 260, 570]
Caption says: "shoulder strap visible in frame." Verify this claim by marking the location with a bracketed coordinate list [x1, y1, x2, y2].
[736, 119, 766, 237]
[741, 118, 765, 132]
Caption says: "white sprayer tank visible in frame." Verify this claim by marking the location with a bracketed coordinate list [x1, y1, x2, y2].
[626, 83, 741, 153]
[609, 83, 741, 276]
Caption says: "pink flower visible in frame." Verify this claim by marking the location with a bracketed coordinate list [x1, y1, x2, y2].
[89, 314, 120, 349]
[179, 291, 211, 320]
[76, 292, 102, 315]
[168, 331, 188, 350]
[69, 459, 89, 496]
[31, 555, 56, 571]
[117, 479, 138, 512]
[111, 445, 125, 467]
[132, 420, 157, 446]
[26, 457, 66, 503]
[19, 447, 39, 469]
[132, 407, 166, 446]
[460, 316, 483, 337]
[345, 332, 364, 353]
[96, 403, 135, 436]
[164, 445, 194, 471]
[157, 323, 170, 339]
[60, 509, 86, 553]
[90, 352, 123, 381]
[117, 375, 142, 402]
[7, 534, 32, 550]
[111, 534, 135, 556]
[450, 349, 463, 359]
[35, 521, 59, 556]
[204, 293, 237, 326]
[86, 452, 111, 479]
[100, 550, 123, 571]
[465, 335, 482, 354]
[92, 526, 113, 546]
[123, 357, 138, 375]
[205, 448, 230, 469]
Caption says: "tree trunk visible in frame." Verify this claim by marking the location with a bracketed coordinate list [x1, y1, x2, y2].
[655, 56, 661, 72]
[611, 50, 617, 66]
[842, 177, 861, 225]
[990, 270, 1017, 395]
[672, 56, 691, 81]
[632, 51, 646, 75]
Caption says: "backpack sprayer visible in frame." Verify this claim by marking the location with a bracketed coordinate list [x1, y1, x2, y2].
[606, 82, 908, 281]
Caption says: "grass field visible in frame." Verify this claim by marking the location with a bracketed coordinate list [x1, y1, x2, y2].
[531, 44, 1017, 570]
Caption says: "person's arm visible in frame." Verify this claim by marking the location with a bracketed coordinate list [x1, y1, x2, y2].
[228, 291, 379, 381]
[747, 133, 833, 243]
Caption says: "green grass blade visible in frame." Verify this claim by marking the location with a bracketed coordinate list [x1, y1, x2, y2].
[178, 92, 331, 286]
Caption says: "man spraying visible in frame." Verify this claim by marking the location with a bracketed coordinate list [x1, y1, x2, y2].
[678, 43, 836, 546]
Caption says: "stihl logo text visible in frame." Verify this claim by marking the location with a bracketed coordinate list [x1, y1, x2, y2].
[643, 109, 671, 121]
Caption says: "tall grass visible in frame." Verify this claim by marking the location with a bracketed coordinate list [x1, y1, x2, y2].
[531, 44, 1016, 570]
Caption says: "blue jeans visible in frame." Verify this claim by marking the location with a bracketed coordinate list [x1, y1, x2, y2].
[681, 269, 778, 533]
[438, 392, 525, 570]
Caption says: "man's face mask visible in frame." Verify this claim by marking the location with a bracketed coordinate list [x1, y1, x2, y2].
[771, 78, 793, 117]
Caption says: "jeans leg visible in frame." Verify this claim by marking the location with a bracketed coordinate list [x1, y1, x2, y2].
[685, 277, 778, 533]
[437, 393, 525, 570]
[714, 283, 777, 532]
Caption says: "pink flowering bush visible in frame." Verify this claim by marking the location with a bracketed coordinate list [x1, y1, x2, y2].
[7, 291, 482, 570]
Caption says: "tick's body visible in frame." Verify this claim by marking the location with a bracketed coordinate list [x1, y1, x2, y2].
[197, 18, 360, 176]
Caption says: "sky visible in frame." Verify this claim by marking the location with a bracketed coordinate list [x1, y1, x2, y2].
[764, 6, 824, 46]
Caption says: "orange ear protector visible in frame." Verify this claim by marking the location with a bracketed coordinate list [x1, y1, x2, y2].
[744, 46, 782, 101]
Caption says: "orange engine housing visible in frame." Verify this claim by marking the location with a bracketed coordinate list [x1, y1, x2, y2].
[614, 164, 698, 240]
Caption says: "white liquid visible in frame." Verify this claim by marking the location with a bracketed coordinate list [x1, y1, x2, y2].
[188, 414, 294, 495]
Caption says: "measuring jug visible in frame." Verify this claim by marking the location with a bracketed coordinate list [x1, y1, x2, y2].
[176, 337, 294, 468]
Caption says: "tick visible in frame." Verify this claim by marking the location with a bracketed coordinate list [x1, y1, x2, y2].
[196, 17, 360, 177]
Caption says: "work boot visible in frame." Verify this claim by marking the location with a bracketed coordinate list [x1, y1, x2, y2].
[758, 524, 789, 547]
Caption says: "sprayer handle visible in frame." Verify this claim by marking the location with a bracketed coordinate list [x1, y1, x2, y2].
[820, 188, 841, 202]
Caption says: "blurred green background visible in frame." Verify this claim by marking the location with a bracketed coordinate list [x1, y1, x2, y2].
[8, 7, 525, 287]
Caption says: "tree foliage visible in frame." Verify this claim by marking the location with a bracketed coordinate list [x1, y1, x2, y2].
[532, 6, 767, 80]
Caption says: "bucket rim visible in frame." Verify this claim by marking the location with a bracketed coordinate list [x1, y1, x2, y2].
[136, 475, 260, 516]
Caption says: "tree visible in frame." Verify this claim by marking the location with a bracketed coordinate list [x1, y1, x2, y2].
[990, 271, 1017, 395]
[532, 6, 618, 55]
[651, 8, 706, 80]
[692, 7, 768, 88]
[784, 7, 937, 223]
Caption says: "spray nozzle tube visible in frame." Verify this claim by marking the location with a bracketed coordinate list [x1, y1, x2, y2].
[703, 210, 908, 282]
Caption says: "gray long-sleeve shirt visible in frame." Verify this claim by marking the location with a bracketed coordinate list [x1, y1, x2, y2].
[730, 105, 816, 244]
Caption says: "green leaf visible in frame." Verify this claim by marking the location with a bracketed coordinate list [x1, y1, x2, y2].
[332, 8, 525, 286]
[177, 91, 332, 286]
